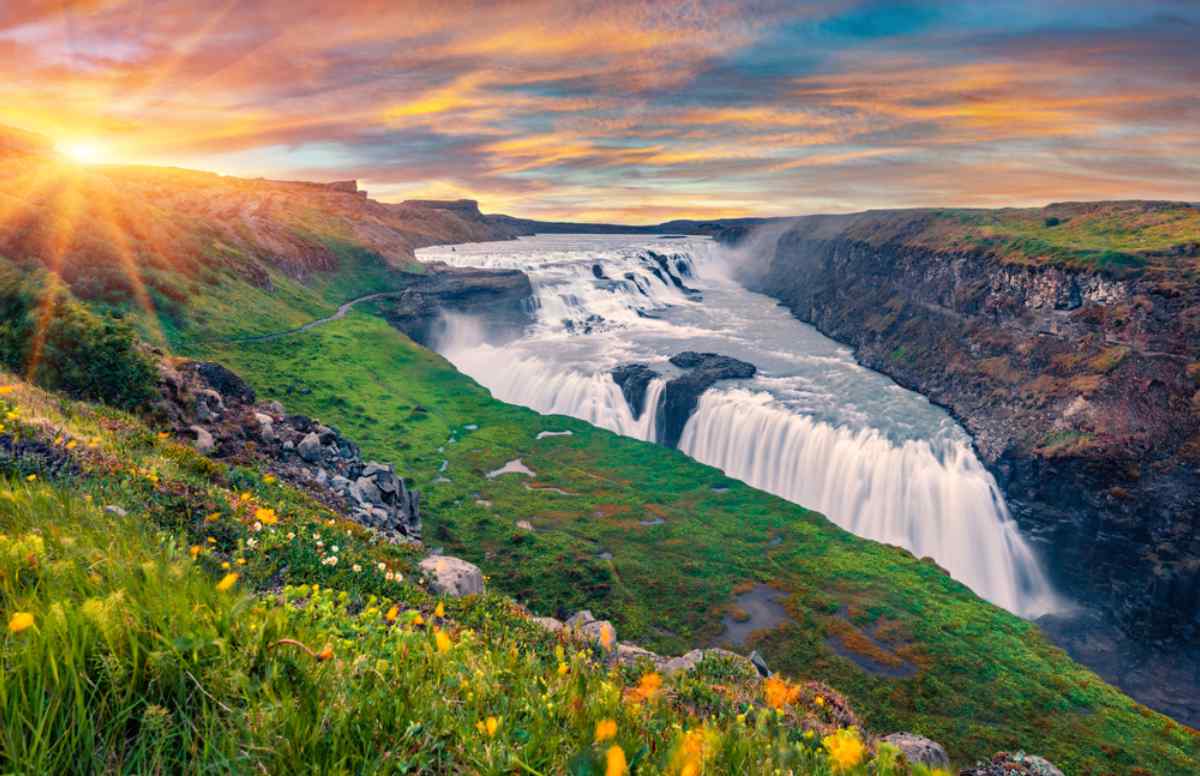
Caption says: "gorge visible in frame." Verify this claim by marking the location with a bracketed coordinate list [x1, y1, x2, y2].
[414, 234, 1060, 620]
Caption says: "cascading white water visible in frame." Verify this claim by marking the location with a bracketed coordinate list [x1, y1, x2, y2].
[419, 234, 1060, 618]
[679, 389, 1057, 616]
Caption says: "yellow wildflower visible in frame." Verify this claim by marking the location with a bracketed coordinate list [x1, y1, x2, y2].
[0, 385, 13, 394]
[599, 622, 616, 651]
[239, 492, 251, 502]
[315, 643, 334, 662]
[263, 474, 277, 485]
[434, 601, 445, 618]
[627, 672, 662, 703]
[204, 512, 221, 523]
[66, 439, 78, 450]
[815, 694, 826, 707]
[221, 561, 231, 570]
[763, 675, 801, 710]
[156, 431, 169, 440]
[605, 744, 628, 776]
[236, 558, 246, 566]
[25, 473, 36, 482]
[822, 728, 866, 772]
[254, 507, 278, 525]
[385, 605, 399, 624]
[413, 613, 425, 626]
[216, 572, 239, 592]
[476, 715, 501, 737]
[557, 662, 569, 676]
[594, 718, 618, 743]
[8, 611, 34, 633]
[435, 628, 452, 653]
[189, 545, 201, 559]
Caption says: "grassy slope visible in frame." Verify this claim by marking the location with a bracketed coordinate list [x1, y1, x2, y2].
[0, 379, 901, 775]
[165, 264, 1200, 774]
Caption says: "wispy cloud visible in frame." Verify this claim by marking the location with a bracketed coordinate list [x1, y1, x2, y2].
[1, 0, 1197, 221]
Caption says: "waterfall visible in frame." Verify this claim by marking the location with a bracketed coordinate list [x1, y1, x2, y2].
[679, 388, 1058, 617]
[419, 234, 1061, 619]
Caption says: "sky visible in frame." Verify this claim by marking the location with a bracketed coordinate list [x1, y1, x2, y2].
[2, 0, 1198, 222]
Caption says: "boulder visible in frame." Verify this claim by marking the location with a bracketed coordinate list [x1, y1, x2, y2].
[188, 425, 216, 455]
[657, 352, 757, 448]
[420, 555, 484, 597]
[195, 389, 224, 422]
[565, 610, 617, 649]
[611, 363, 661, 420]
[881, 733, 950, 772]
[531, 616, 564, 633]
[187, 361, 256, 405]
[615, 642, 661, 666]
[297, 432, 323, 463]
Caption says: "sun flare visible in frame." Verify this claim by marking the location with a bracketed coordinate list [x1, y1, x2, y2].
[57, 140, 105, 164]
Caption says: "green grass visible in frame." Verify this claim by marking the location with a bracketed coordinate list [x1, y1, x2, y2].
[0, 380, 932, 775]
[921, 203, 1200, 276]
[150, 267, 1200, 775]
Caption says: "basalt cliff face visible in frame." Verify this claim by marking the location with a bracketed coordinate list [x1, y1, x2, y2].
[734, 204, 1200, 706]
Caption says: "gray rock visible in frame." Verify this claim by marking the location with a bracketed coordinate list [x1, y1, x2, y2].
[565, 611, 616, 649]
[419, 555, 484, 597]
[662, 648, 754, 676]
[195, 389, 224, 422]
[330, 475, 351, 494]
[749, 649, 771, 678]
[615, 642, 660, 666]
[882, 733, 950, 772]
[103, 505, 128, 517]
[297, 432, 323, 463]
[516, 520, 534, 532]
[265, 400, 285, 415]
[531, 616, 564, 633]
[350, 476, 383, 506]
[188, 425, 215, 455]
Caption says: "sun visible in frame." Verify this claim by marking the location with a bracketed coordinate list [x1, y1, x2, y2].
[56, 140, 105, 164]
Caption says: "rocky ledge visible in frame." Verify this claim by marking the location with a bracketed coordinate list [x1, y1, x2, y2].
[376, 265, 534, 347]
[156, 360, 421, 542]
[612, 352, 757, 448]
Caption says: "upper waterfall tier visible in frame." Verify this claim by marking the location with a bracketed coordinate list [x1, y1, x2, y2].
[417, 234, 1060, 618]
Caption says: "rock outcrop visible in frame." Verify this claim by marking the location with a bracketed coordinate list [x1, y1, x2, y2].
[376, 265, 534, 347]
[611, 364, 659, 420]
[960, 752, 1065, 776]
[658, 352, 757, 448]
[611, 352, 757, 448]
[157, 360, 421, 542]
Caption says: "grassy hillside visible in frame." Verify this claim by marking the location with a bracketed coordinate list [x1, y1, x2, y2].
[0, 377, 912, 774]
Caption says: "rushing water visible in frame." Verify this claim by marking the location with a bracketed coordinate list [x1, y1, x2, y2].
[417, 234, 1059, 618]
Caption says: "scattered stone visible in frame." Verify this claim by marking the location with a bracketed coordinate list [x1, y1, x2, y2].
[881, 733, 950, 772]
[103, 505, 128, 517]
[156, 359, 421, 542]
[188, 425, 215, 455]
[516, 519, 534, 532]
[420, 555, 484, 597]
[961, 752, 1065, 776]
[536, 430, 573, 439]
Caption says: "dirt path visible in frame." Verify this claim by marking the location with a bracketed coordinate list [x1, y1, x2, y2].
[225, 292, 406, 343]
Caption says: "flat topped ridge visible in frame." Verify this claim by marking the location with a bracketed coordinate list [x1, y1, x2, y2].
[400, 199, 483, 217]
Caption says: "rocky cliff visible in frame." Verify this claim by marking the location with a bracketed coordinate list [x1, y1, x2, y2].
[735, 202, 1200, 719]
